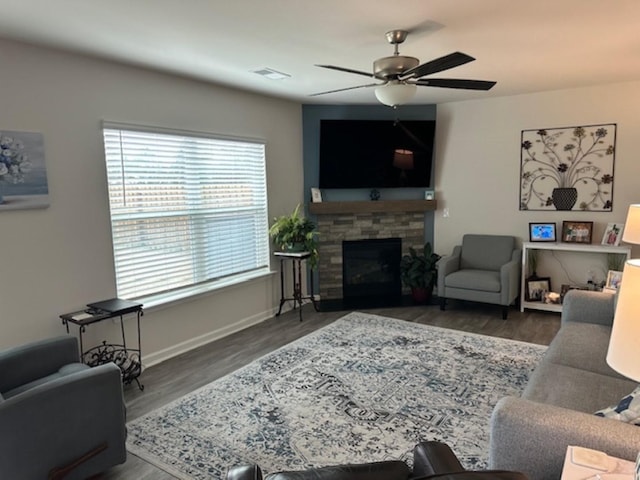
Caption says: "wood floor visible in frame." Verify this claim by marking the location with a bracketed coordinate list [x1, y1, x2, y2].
[103, 300, 560, 480]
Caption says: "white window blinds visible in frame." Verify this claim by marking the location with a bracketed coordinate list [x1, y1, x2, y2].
[102, 123, 270, 303]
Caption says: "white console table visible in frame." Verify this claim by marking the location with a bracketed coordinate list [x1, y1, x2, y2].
[521, 242, 631, 313]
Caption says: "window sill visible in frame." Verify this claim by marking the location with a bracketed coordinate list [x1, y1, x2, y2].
[135, 268, 275, 311]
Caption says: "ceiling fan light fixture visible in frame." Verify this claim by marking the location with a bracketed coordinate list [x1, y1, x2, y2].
[374, 81, 417, 107]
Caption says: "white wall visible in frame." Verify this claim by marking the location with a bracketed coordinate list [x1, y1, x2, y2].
[0, 39, 303, 363]
[434, 81, 640, 276]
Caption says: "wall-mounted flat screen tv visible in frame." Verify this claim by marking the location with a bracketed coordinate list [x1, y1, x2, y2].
[319, 119, 436, 189]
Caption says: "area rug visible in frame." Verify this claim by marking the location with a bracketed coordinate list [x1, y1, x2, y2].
[126, 312, 546, 479]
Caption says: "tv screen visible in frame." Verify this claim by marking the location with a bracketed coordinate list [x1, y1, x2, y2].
[319, 119, 435, 189]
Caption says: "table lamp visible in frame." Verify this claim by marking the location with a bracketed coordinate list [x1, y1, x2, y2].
[606, 258, 640, 381]
[622, 204, 640, 244]
[606, 204, 640, 381]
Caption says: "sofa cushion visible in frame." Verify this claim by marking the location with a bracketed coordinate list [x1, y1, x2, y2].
[595, 385, 640, 425]
[522, 361, 636, 413]
[544, 322, 628, 379]
[444, 270, 501, 292]
[3, 362, 90, 399]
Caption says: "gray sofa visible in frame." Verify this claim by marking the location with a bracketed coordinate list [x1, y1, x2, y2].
[489, 289, 640, 480]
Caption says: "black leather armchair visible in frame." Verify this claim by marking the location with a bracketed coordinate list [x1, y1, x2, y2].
[226, 441, 528, 480]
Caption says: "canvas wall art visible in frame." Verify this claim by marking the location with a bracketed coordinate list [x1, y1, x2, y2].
[0, 130, 49, 211]
[519, 124, 616, 211]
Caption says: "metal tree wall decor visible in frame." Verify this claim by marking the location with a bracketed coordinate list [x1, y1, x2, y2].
[519, 124, 616, 211]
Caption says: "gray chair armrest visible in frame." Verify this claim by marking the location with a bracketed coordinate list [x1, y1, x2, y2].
[490, 396, 640, 480]
[499, 255, 521, 305]
[561, 290, 615, 326]
[437, 246, 461, 296]
[0, 363, 126, 479]
[0, 336, 79, 393]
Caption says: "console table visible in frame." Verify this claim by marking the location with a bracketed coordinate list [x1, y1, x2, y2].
[521, 242, 631, 313]
[275, 251, 318, 321]
[60, 298, 144, 390]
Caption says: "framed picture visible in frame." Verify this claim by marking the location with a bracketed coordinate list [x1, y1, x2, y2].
[605, 270, 623, 290]
[561, 221, 593, 244]
[601, 223, 624, 246]
[310, 187, 322, 203]
[526, 277, 551, 301]
[529, 222, 556, 242]
[424, 189, 435, 200]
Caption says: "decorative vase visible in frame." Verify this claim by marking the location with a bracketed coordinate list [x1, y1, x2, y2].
[552, 187, 578, 211]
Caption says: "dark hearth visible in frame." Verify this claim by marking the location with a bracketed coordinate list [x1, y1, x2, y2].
[341, 238, 402, 307]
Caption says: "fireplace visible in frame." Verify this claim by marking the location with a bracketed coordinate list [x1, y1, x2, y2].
[341, 238, 402, 307]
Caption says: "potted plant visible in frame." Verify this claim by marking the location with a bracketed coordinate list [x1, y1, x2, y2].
[400, 242, 441, 303]
[269, 204, 318, 268]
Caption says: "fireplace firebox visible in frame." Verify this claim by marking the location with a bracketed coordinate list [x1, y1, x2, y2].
[342, 238, 402, 307]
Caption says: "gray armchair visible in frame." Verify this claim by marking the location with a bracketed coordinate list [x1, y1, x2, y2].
[437, 234, 521, 319]
[0, 336, 126, 480]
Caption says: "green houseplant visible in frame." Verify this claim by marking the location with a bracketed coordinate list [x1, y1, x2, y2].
[400, 242, 441, 303]
[269, 204, 318, 268]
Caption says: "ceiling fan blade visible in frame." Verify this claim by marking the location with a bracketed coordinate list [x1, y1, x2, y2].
[315, 64, 374, 79]
[309, 83, 379, 97]
[403, 52, 475, 79]
[415, 78, 496, 90]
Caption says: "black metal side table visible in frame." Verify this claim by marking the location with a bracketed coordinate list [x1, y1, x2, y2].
[60, 298, 144, 390]
[275, 251, 319, 321]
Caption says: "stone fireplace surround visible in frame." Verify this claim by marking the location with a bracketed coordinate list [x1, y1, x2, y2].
[309, 200, 436, 300]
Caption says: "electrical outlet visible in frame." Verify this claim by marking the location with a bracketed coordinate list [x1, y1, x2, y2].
[443, 208, 450, 218]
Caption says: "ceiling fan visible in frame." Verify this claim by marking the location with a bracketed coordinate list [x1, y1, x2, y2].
[311, 29, 496, 106]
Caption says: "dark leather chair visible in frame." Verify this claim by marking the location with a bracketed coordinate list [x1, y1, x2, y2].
[226, 441, 528, 480]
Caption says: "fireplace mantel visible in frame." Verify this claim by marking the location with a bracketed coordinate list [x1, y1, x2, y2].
[309, 199, 437, 215]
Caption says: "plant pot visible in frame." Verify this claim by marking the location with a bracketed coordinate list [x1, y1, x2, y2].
[552, 187, 578, 211]
[410, 286, 433, 304]
[284, 242, 306, 253]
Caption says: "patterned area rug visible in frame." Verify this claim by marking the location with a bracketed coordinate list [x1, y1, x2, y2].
[126, 312, 546, 479]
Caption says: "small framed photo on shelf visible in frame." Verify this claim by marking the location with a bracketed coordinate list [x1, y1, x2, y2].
[310, 187, 322, 203]
[529, 222, 556, 242]
[561, 221, 593, 244]
[605, 270, 623, 290]
[601, 223, 624, 246]
[424, 189, 435, 200]
[526, 277, 551, 302]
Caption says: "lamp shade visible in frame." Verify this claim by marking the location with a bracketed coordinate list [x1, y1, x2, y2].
[374, 81, 417, 107]
[622, 204, 640, 245]
[606, 258, 640, 382]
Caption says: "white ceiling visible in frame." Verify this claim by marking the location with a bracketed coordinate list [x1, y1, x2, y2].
[2, 0, 640, 105]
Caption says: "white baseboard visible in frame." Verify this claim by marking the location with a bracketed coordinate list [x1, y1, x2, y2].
[143, 307, 280, 368]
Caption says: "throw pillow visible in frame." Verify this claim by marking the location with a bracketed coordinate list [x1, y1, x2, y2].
[595, 385, 640, 425]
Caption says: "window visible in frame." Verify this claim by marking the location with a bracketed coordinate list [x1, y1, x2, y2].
[102, 123, 270, 305]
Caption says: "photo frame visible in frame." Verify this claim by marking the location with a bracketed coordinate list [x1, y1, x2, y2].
[605, 270, 623, 290]
[526, 277, 551, 301]
[602, 223, 624, 246]
[529, 222, 556, 242]
[310, 187, 322, 203]
[561, 221, 593, 244]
